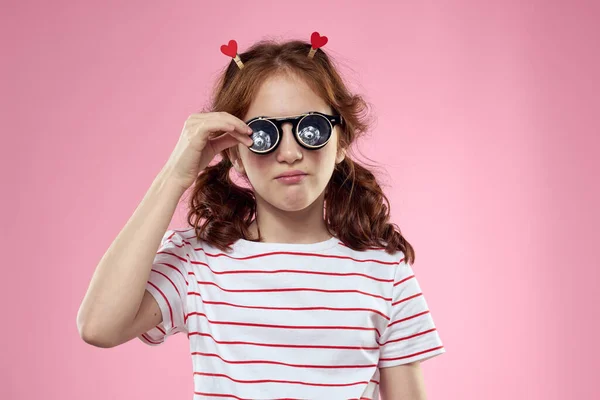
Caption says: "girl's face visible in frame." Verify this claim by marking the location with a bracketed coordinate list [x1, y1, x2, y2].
[231, 73, 345, 212]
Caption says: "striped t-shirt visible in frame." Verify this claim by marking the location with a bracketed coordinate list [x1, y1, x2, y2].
[138, 228, 445, 399]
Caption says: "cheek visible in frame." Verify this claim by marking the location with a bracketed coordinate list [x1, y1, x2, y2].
[239, 148, 271, 174]
[318, 143, 340, 166]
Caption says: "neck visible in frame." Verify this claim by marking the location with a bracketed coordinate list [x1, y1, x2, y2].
[248, 192, 332, 244]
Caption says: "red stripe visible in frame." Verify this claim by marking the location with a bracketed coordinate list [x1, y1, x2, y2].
[187, 295, 390, 320]
[157, 250, 187, 263]
[191, 352, 377, 369]
[379, 345, 445, 362]
[348, 378, 380, 400]
[147, 281, 175, 330]
[194, 280, 392, 301]
[149, 269, 187, 325]
[386, 310, 430, 329]
[152, 261, 188, 284]
[178, 232, 406, 267]
[194, 371, 369, 388]
[380, 328, 438, 346]
[150, 269, 183, 299]
[186, 311, 381, 335]
[194, 392, 250, 399]
[188, 263, 393, 283]
[194, 248, 401, 265]
[140, 333, 162, 345]
[187, 331, 380, 351]
[392, 292, 423, 306]
[394, 274, 415, 287]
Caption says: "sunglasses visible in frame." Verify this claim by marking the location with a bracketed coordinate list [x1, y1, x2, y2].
[244, 111, 343, 155]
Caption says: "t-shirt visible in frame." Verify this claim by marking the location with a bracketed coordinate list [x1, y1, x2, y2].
[138, 228, 445, 399]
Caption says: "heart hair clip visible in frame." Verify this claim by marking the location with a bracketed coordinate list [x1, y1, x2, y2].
[220, 39, 244, 69]
[220, 31, 329, 70]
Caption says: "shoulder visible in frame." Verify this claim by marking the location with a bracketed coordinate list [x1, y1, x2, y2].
[166, 228, 241, 261]
[159, 227, 201, 256]
[335, 240, 406, 266]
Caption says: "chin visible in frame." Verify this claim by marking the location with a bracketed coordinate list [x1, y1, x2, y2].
[274, 193, 314, 212]
[262, 187, 319, 212]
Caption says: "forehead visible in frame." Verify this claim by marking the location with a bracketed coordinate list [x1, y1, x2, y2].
[244, 73, 332, 121]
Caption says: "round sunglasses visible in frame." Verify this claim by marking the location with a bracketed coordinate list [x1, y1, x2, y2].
[244, 111, 343, 155]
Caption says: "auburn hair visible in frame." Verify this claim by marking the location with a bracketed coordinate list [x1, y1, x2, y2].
[185, 38, 415, 264]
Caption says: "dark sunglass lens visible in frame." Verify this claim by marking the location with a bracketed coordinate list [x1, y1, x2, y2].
[248, 120, 278, 152]
[298, 115, 332, 147]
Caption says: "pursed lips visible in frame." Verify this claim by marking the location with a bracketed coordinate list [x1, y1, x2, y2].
[275, 171, 308, 179]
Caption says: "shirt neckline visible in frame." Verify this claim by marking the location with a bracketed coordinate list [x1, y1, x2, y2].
[233, 235, 340, 254]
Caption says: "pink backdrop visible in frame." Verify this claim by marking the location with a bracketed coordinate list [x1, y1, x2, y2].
[2, 0, 598, 399]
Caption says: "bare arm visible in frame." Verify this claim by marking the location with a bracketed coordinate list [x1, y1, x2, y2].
[379, 362, 427, 400]
[76, 165, 187, 348]
[76, 111, 254, 348]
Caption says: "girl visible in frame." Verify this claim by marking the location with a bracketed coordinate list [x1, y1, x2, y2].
[77, 33, 445, 399]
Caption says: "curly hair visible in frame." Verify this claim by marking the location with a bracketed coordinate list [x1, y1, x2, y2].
[185, 37, 415, 263]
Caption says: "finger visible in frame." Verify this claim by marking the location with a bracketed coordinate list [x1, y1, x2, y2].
[209, 131, 253, 154]
[216, 112, 253, 135]
[190, 114, 252, 137]
[191, 119, 237, 139]
[205, 124, 236, 139]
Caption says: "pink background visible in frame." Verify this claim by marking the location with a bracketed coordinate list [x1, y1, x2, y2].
[2, 0, 598, 399]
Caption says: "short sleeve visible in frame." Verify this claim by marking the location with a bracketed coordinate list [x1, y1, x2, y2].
[137, 229, 190, 346]
[378, 256, 446, 368]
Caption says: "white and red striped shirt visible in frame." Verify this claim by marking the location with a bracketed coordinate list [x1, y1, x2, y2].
[138, 228, 445, 399]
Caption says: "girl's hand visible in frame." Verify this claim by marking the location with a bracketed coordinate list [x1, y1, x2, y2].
[164, 111, 253, 190]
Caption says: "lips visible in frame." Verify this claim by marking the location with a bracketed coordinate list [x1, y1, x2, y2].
[275, 170, 307, 179]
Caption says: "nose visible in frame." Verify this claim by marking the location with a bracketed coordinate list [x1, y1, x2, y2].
[275, 122, 303, 164]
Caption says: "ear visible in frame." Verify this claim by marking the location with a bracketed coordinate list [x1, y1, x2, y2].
[227, 147, 245, 174]
[335, 147, 346, 164]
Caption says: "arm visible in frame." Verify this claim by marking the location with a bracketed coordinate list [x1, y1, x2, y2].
[379, 361, 427, 400]
[76, 165, 187, 348]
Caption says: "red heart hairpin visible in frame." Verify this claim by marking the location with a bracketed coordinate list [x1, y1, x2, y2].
[308, 31, 328, 58]
[220, 32, 329, 69]
[220, 39, 244, 69]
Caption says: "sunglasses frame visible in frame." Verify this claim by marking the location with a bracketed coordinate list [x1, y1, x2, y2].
[244, 111, 343, 155]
